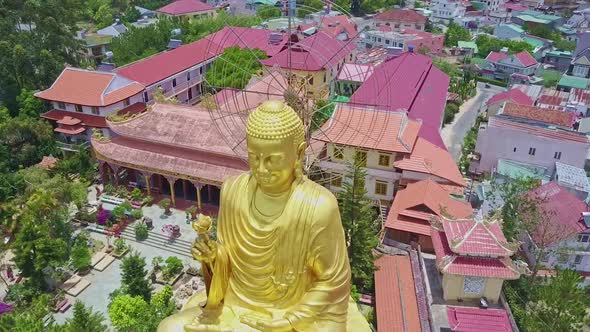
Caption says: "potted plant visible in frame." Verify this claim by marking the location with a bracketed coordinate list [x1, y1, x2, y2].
[186, 206, 198, 219]
[116, 186, 129, 199]
[135, 223, 149, 241]
[131, 209, 143, 221]
[152, 256, 164, 272]
[162, 256, 184, 284]
[97, 210, 110, 226]
[130, 188, 143, 202]
[103, 184, 115, 195]
[142, 195, 154, 207]
[159, 198, 172, 215]
[112, 238, 128, 258]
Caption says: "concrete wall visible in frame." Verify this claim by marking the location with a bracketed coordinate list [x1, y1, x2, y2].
[374, 20, 425, 31]
[442, 274, 505, 303]
[144, 60, 211, 103]
[474, 121, 589, 174]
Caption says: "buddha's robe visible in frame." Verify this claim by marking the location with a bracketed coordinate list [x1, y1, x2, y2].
[158, 173, 370, 332]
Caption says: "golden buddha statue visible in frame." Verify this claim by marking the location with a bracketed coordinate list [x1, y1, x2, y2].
[158, 101, 370, 332]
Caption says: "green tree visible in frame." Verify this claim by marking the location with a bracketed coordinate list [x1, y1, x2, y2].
[475, 34, 533, 57]
[109, 294, 149, 331]
[554, 39, 576, 52]
[205, 46, 267, 90]
[0, 116, 57, 171]
[433, 58, 459, 77]
[61, 301, 107, 332]
[527, 270, 590, 331]
[414, 1, 424, 8]
[297, 0, 324, 18]
[123, 6, 142, 23]
[338, 161, 379, 291]
[257, 5, 282, 20]
[16, 89, 45, 118]
[444, 22, 471, 47]
[95, 4, 115, 29]
[71, 241, 92, 271]
[121, 251, 153, 301]
[0, 294, 53, 331]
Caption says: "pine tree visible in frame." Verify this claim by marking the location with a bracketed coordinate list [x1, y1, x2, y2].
[338, 161, 379, 291]
[63, 301, 107, 332]
[121, 251, 153, 301]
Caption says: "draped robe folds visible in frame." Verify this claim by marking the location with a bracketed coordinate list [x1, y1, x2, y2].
[208, 173, 352, 331]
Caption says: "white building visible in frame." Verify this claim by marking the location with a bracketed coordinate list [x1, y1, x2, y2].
[429, 0, 467, 24]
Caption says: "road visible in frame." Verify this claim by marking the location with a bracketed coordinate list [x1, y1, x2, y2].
[441, 82, 505, 161]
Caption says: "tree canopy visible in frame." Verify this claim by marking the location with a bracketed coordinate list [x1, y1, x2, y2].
[475, 34, 534, 57]
[120, 251, 153, 301]
[205, 46, 267, 90]
[444, 22, 471, 47]
[257, 5, 282, 20]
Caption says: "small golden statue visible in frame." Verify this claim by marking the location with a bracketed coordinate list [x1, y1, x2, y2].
[158, 101, 370, 332]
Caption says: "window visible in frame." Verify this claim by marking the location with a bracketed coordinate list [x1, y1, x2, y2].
[394, 24, 400, 28]
[308, 76, 314, 85]
[578, 234, 589, 243]
[463, 276, 485, 295]
[123, 98, 130, 107]
[91, 106, 99, 115]
[187, 71, 191, 81]
[377, 38, 382, 43]
[355, 150, 367, 167]
[375, 181, 388, 196]
[528, 147, 536, 156]
[144, 91, 149, 102]
[172, 78, 177, 87]
[385, 39, 390, 45]
[331, 174, 343, 187]
[199, 67, 203, 75]
[575, 255, 583, 265]
[554, 151, 562, 160]
[57, 102, 66, 110]
[323, 72, 326, 83]
[75, 104, 83, 113]
[378, 154, 390, 166]
[513, 147, 517, 152]
[332, 146, 344, 160]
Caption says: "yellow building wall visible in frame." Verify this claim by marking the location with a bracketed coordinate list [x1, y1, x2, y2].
[442, 274, 505, 303]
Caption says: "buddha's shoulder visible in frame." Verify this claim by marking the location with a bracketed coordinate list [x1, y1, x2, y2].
[303, 180, 339, 214]
[221, 173, 250, 191]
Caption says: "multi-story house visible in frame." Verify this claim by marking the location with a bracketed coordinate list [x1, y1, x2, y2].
[560, 32, 590, 91]
[115, 27, 288, 105]
[261, 31, 356, 98]
[544, 50, 573, 72]
[471, 102, 589, 176]
[521, 182, 590, 277]
[35, 68, 144, 151]
[373, 9, 427, 31]
[429, 0, 467, 24]
[361, 29, 444, 55]
[156, 0, 217, 21]
[494, 23, 525, 41]
[481, 49, 539, 82]
[512, 11, 565, 29]
[485, 88, 533, 115]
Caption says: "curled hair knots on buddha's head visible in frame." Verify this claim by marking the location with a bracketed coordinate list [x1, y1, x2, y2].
[246, 100, 305, 149]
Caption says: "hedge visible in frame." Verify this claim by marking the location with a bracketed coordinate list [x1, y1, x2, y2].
[476, 76, 508, 87]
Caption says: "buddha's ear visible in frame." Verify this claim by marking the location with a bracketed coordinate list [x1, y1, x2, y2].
[296, 141, 307, 161]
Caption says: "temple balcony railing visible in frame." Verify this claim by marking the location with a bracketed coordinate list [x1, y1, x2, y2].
[56, 140, 91, 152]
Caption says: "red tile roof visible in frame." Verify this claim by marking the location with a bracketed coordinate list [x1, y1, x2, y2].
[375, 9, 427, 24]
[349, 52, 450, 149]
[35, 68, 144, 106]
[439, 217, 515, 257]
[486, 51, 509, 63]
[313, 105, 421, 153]
[386, 179, 473, 235]
[205, 27, 289, 57]
[431, 230, 520, 279]
[447, 307, 513, 332]
[527, 182, 590, 245]
[55, 124, 86, 135]
[37, 156, 58, 170]
[374, 255, 421, 332]
[394, 137, 466, 187]
[299, 16, 359, 40]
[156, 0, 215, 15]
[486, 88, 533, 106]
[514, 50, 538, 67]
[41, 109, 108, 128]
[501, 102, 574, 128]
[260, 32, 355, 71]
[115, 38, 218, 86]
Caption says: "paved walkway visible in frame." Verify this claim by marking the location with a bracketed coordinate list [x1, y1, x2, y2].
[441, 82, 505, 161]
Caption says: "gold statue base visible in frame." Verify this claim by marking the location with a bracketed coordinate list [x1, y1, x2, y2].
[158, 291, 372, 332]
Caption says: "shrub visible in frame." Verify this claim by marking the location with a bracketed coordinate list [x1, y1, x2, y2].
[130, 188, 143, 201]
[114, 238, 127, 254]
[443, 103, 460, 124]
[131, 209, 143, 220]
[97, 210, 110, 225]
[476, 76, 508, 87]
[163, 256, 183, 280]
[142, 196, 154, 206]
[104, 184, 115, 195]
[71, 242, 92, 271]
[159, 198, 171, 213]
[152, 256, 164, 271]
[111, 205, 127, 221]
[135, 223, 149, 241]
[186, 206, 198, 218]
[116, 186, 129, 198]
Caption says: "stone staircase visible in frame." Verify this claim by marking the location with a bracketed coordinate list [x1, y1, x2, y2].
[118, 226, 193, 258]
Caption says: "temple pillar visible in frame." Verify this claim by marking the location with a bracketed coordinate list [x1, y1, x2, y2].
[167, 177, 176, 206]
[111, 164, 121, 186]
[194, 182, 202, 210]
[143, 174, 151, 196]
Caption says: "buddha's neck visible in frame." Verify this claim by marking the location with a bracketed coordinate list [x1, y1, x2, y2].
[252, 187, 291, 220]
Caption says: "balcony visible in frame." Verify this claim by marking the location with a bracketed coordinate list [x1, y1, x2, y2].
[163, 77, 203, 99]
[57, 140, 90, 152]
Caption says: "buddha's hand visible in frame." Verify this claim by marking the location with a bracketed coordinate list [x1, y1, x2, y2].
[240, 315, 292, 332]
[192, 237, 217, 264]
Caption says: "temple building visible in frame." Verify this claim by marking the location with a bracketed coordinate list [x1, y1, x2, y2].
[430, 215, 526, 303]
[384, 179, 473, 252]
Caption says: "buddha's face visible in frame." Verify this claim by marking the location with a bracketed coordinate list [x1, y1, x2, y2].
[247, 135, 300, 194]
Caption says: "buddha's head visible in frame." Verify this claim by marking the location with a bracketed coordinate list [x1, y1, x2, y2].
[246, 100, 306, 194]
